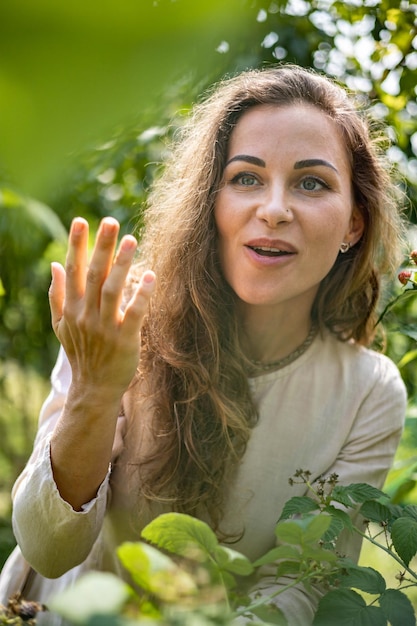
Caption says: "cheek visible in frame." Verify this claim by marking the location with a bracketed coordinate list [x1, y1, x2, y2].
[306, 213, 348, 265]
[311, 205, 351, 241]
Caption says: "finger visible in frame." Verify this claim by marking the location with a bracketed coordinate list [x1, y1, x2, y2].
[65, 217, 89, 302]
[84, 217, 120, 311]
[121, 271, 156, 338]
[100, 235, 138, 326]
[49, 262, 66, 335]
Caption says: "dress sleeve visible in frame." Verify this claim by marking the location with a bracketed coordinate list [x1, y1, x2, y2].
[11, 348, 110, 578]
[237, 355, 407, 626]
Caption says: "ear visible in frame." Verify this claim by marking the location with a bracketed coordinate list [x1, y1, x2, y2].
[345, 206, 365, 247]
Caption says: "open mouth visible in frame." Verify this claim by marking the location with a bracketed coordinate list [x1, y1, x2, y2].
[250, 246, 293, 257]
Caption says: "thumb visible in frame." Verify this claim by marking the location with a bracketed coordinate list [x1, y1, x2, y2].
[48, 262, 66, 335]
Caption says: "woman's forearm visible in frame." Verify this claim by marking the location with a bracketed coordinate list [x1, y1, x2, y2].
[50, 382, 123, 511]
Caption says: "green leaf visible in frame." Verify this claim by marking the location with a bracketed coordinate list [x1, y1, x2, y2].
[118, 542, 198, 602]
[397, 349, 417, 369]
[313, 589, 386, 626]
[321, 516, 346, 546]
[324, 505, 353, 532]
[332, 484, 386, 508]
[402, 505, 417, 522]
[359, 500, 393, 525]
[301, 546, 337, 564]
[213, 545, 254, 576]
[275, 560, 302, 577]
[278, 496, 319, 521]
[253, 545, 301, 567]
[141, 512, 218, 560]
[275, 514, 332, 546]
[275, 520, 305, 545]
[303, 514, 333, 544]
[379, 589, 416, 626]
[385, 503, 410, 523]
[117, 542, 177, 591]
[391, 517, 417, 565]
[219, 570, 236, 590]
[337, 565, 386, 595]
[49, 572, 131, 625]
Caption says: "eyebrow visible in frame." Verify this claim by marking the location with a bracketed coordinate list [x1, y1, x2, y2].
[294, 159, 338, 173]
[225, 155, 338, 173]
[225, 154, 266, 167]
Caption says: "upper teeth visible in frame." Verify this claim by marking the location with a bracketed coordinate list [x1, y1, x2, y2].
[255, 246, 283, 252]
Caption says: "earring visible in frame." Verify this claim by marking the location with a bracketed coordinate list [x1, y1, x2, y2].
[340, 242, 350, 253]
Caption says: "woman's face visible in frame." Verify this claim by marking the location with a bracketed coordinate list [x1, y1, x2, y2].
[214, 103, 364, 316]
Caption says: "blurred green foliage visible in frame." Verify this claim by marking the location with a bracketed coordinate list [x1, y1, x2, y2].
[1, 0, 417, 571]
[0, 0, 249, 199]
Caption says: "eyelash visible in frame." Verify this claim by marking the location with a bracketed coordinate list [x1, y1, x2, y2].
[299, 176, 330, 191]
[229, 172, 259, 186]
[228, 172, 331, 191]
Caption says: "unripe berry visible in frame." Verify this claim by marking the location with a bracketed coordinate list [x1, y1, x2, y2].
[410, 250, 417, 264]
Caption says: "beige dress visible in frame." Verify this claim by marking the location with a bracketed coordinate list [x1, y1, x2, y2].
[0, 332, 407, 625]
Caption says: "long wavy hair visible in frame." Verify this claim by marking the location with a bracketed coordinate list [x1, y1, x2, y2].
[128, 65, 405, 532]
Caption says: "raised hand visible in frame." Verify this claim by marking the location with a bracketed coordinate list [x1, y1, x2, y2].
[49, 216, 155, 399]
[48, 217, 156, 509]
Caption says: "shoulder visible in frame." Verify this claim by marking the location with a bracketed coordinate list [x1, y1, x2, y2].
[320, 331, 407, 406]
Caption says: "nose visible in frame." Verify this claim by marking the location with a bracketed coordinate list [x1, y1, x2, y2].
[255, 182, 293, 227]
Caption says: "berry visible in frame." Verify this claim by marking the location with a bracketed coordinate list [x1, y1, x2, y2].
[398, 270, 412, 285]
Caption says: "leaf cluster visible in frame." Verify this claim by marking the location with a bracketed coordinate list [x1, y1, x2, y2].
[45, 474, 417, 626]
[278, 474, 417, 624]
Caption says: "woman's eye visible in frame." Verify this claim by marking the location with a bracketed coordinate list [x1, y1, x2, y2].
[300, 177, 327, 191]
[231, 173, 259, 186]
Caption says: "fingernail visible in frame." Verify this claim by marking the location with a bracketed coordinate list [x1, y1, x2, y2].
[121, 236, 137, 252]
[101, 217, 119, 235]
[143, 271, 156, 284]
[71, 219, 84, 234]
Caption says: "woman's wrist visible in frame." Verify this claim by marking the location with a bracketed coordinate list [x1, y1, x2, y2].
[65, 379, 125, 417]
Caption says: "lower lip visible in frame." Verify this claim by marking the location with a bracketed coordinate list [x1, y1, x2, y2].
[245, 246, 296, 266]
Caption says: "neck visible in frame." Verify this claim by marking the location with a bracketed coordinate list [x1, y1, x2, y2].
[238, 303, 314, 365]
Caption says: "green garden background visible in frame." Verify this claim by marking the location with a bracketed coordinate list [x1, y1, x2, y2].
[1, 0, 417, 604]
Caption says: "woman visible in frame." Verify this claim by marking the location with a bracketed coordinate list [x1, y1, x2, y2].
[0, 65, 407, 625]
